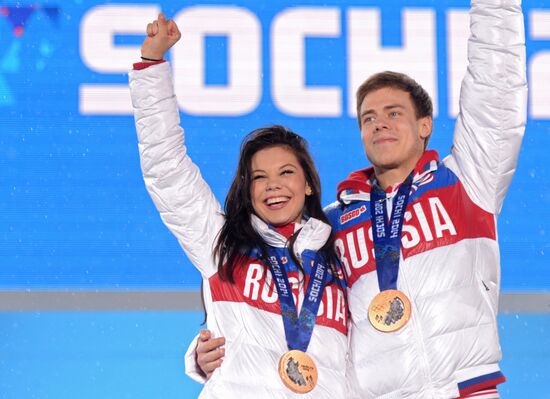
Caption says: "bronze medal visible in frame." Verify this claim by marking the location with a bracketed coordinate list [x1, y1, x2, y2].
[278, 350, 318, 393]
[368, 289, 411, 332]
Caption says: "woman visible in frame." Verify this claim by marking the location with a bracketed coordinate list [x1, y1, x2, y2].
[129, 13, 348, 398]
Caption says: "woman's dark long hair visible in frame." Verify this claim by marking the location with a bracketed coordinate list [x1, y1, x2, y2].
[214, 125, 340, 283]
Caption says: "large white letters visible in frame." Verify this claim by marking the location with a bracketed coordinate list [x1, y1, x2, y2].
[244, 263, 263, 300]
[173, 7, 261, 116]
[429, 197, 457, 238]
[347, 8, 437, 117]
[346, 227, 370, 269]
[272, 8, 341, 116]
[79, 5, 159, 114]
[529, 11, 550, 119]
[402, 210, 420, 248]
[79, 5, 546, 119]
[447, 10, 469, 118]
[334, 238, 352, 277]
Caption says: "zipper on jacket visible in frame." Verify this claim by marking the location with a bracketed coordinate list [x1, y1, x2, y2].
[389, 189, 435, 393]
[399, 253, 435, 393]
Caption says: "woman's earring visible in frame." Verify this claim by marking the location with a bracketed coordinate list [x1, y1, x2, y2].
[305, 185, 313, 196]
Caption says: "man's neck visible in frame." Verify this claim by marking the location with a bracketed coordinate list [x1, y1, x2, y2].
[374, 168, 411, 190]
[373, 153, 424, 190]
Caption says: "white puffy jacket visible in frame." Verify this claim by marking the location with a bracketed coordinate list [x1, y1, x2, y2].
[129, 63, 349, 398]
[325, 0, 527, 397]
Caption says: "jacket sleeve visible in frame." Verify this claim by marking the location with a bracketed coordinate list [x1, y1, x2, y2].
[447, 0, 527, 215]
[129, 62, 224, 278]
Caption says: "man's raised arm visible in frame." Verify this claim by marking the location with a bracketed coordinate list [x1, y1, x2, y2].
[449, 0, 527, 214]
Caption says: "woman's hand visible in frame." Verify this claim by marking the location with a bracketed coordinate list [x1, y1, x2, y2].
[141, 12, 181, 61]
[196, 329, 225, 379]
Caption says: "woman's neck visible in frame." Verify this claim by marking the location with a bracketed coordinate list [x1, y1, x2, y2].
[274, 223, 297, 240]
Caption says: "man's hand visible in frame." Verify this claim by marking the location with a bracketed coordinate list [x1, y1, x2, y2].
[196, 329, 225, 379]
[141, 13, 181, 61]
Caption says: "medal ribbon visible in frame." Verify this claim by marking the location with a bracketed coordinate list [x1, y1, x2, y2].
[266, 248, 328, 352]
[369, 175, 413, 291]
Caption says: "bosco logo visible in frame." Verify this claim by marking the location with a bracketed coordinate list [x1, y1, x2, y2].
[340, 205, 366, 224]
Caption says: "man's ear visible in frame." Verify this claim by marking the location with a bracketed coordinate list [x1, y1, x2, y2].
[419, 116, 433, 139]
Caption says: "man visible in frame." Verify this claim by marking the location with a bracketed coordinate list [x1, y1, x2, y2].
[189, 0, 527, 397]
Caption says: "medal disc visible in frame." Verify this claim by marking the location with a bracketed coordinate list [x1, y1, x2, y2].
[278, 350, 318, 393]
[368, 289, 411, 332]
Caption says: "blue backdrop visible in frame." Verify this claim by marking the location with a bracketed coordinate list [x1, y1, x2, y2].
[1, 0, 549, 290]
[1, 0, 549, 397]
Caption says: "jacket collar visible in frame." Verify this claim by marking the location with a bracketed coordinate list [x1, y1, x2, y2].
[337, 150, 440, 202]
[250, 214, 331, 258]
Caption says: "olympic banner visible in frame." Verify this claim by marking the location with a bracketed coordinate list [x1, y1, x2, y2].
[1, 0, 549, 291]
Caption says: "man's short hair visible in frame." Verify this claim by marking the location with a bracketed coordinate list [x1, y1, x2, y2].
[356, 71, 433, 127]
